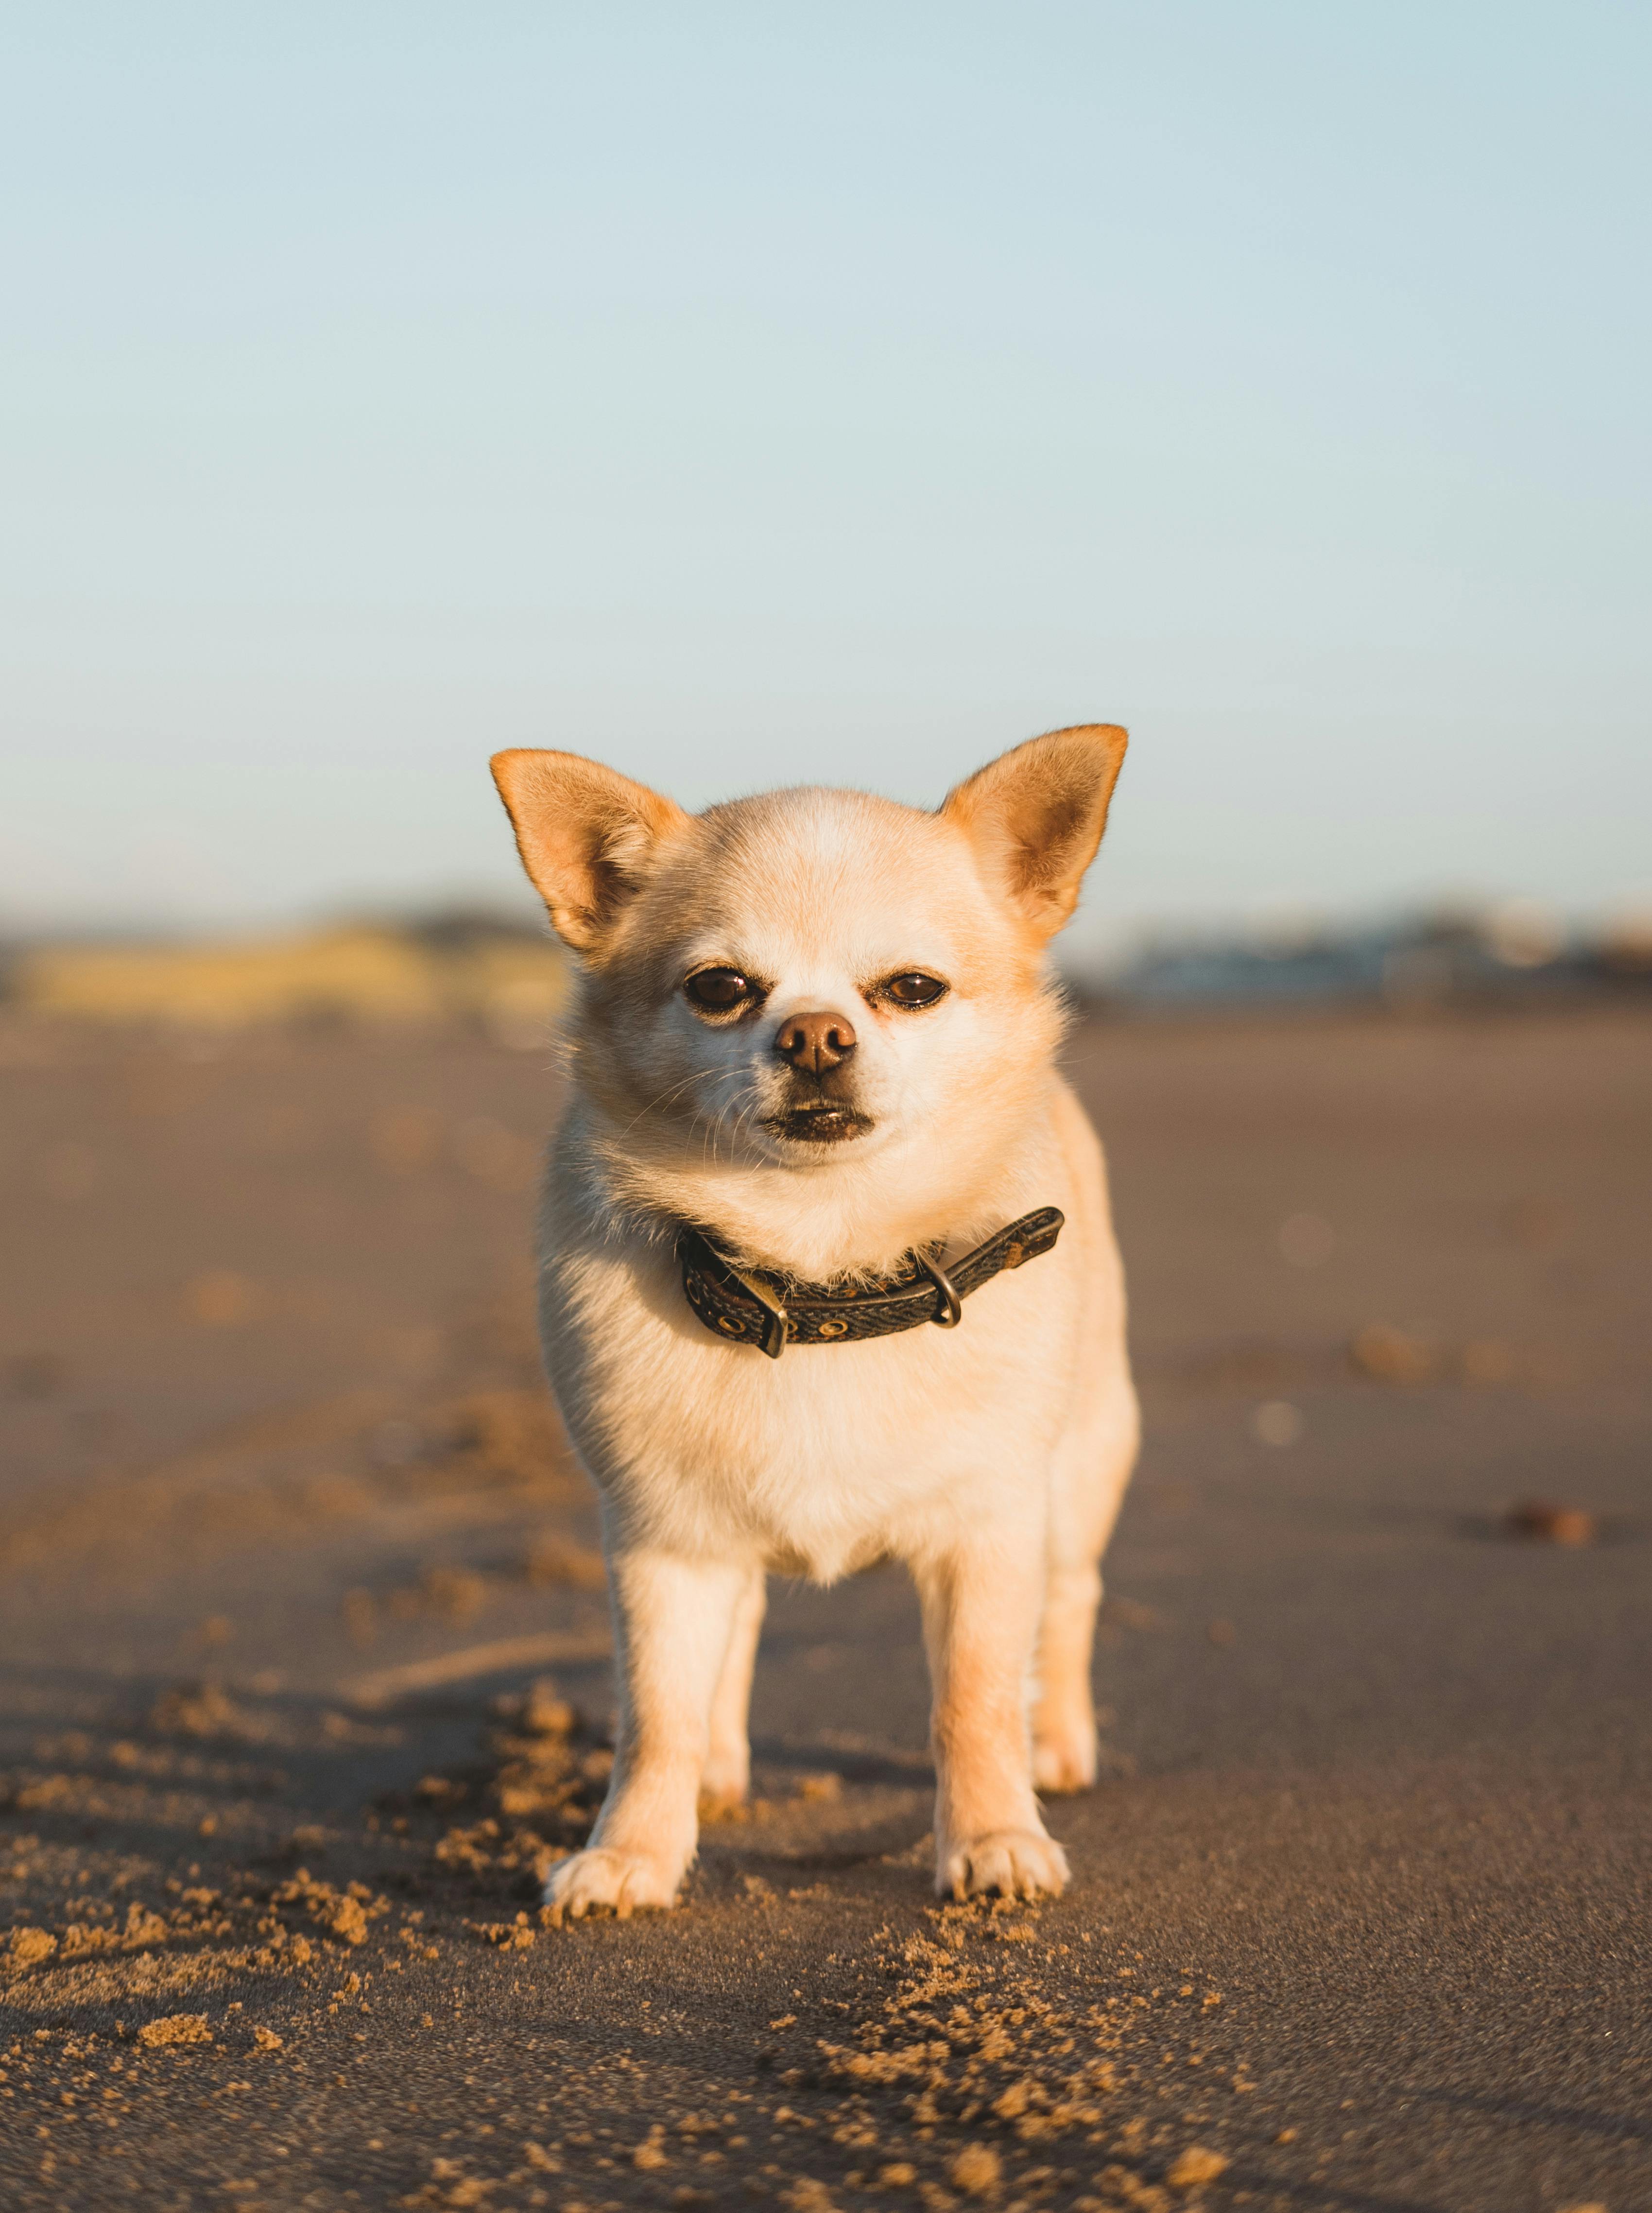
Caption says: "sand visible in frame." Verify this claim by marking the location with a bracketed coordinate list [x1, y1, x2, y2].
[0, 1005, 1648, 2211]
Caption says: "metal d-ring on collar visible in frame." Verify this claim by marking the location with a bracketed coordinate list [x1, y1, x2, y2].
[913, 1248, 962, 1326]
[676, 1205, 1065, 1361]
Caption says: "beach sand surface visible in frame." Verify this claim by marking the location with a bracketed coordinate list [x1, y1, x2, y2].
[1, 1007, 1648, 2213]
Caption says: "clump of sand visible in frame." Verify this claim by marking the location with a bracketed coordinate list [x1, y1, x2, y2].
[949, 2141, 1002, 2195]
[136, 2013, 212, 2047]
[1166, 2144, 1230, 2190]
[6, 1927, 56, 1971]
[269, 1869, 385, 1948]
[149, 1680, 264, 1741]
[376, 1678, 609, 1907]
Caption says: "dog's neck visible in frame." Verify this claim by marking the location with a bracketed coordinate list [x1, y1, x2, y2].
[567, 1074, 1061, 1284]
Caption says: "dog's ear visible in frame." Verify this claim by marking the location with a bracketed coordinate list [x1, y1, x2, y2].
[490, 749, 690, 952]
[941, 724, 1128, 939]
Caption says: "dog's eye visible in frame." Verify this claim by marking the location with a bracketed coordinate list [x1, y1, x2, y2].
[684, 967, 756, 1012]
[882, 972, 948, 1009]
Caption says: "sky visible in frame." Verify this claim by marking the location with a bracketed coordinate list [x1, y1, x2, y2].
[2, 3, 1649, 964]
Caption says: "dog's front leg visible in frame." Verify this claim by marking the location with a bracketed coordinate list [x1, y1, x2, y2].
[916, 1530, 1070, 1902]
[547, 1547, 748, 1923]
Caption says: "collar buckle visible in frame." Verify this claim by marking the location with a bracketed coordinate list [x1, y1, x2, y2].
[720, 1257, 790, 1360]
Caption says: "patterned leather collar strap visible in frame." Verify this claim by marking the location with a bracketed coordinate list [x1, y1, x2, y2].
[678, 1206, 1065, 1361]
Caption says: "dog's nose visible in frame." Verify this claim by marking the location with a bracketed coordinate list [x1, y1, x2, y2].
[774, 1010, 857, 1075]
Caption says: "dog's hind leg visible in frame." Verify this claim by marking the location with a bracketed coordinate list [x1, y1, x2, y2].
[1032, 1079, 1139, 1795]
[546, 1546, 752, 1922]
[700, 1566, 766, 1817]
[1032, 1374, 1138, 1794]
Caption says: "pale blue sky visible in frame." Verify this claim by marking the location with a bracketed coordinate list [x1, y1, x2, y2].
[3, 4, 1648, 959]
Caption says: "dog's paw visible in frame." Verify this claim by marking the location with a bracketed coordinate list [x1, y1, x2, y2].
[544, 1847, 681, 1925]
[939, 1829, 1069, 1902]
[697, 1747, 751, 1822]
[1032, 1722, 1097, 1795]
[697, 1782, 749, 1823]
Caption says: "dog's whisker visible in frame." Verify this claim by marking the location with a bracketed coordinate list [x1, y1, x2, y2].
[685, 1069, 768, 1172]
[621, 1065, 746, 1142]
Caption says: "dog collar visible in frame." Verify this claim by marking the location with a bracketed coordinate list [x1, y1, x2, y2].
[677, 1206, 1065, 1361]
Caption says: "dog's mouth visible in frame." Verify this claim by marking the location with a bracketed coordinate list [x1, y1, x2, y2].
[761, 1105, 876, 1146]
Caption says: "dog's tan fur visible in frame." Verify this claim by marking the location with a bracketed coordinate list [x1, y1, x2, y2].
[490, 726, 1138, 1917]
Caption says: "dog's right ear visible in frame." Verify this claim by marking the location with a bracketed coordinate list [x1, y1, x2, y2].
[490, 750, 690, 952]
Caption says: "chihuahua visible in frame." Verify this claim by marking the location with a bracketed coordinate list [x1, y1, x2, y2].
[490, 725, 1138, 1917]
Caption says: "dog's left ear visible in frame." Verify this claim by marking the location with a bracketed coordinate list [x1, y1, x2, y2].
[941, 724, 1128, 939]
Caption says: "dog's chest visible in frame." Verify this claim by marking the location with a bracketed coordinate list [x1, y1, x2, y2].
[547, 1234, 1073, 1579]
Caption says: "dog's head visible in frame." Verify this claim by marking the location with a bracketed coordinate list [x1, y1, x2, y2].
[491, 727, 1125, 1230]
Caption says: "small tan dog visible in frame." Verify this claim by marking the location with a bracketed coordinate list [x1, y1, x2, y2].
[490, 726, 1138, 1919]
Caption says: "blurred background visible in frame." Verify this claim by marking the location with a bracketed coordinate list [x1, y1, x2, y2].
[3, 2, 1650, 1007]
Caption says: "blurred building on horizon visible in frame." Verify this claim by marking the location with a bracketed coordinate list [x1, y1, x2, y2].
[1086, 900, 1652, 1016]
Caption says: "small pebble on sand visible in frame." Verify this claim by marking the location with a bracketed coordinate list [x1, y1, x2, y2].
[1506, 1500, 1597, 1546]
